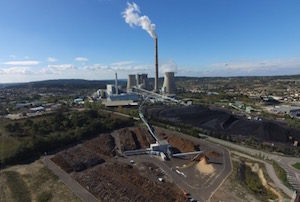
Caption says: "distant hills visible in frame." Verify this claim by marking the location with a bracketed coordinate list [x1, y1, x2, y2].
[0, 79, 126, 89]
[1, 74, 300, 89]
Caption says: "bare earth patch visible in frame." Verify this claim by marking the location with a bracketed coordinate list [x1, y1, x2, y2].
[3, 159, 80, 202]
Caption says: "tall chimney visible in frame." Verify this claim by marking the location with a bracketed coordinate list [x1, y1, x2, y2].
[115, 72, 118, 95]
[154, 37, 159, 92]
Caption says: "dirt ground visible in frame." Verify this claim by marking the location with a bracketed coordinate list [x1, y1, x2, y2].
[1, 159, 80, 202]
[155, 127, 199, 153]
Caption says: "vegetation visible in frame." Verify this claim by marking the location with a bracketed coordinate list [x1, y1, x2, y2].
[292, 162, 300, 170]
[3, 171, 31, 202]
[37, 191, 53, 202]
[238, 162, 276, 201]
[272, 161, 292, 188]
[0, 109, 134, 167]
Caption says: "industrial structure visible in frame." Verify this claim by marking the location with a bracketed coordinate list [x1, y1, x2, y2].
[154, 37, 159, 92]
[126, 73, 150, 91]
[102, 72, 139, 107]
[136, 73, 149, 90]
[127, 74, 136, 91]
[162, 71, 176, 95]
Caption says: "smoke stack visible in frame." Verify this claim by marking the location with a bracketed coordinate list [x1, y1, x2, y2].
[154, 37, 159, 92]
[115, 72, 118, 95]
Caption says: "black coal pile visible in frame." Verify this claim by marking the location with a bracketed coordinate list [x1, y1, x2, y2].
[145, 105, 300, 143]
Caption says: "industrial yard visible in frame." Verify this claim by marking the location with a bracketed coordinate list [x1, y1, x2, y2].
[49, 126, 231, 202]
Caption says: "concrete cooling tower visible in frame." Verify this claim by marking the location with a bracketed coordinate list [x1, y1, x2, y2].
[162, 72, 176, 94]
[127, 74, 136, 90]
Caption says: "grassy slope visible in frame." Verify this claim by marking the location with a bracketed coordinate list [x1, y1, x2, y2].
[2, 171, 31, 202]
[292, 162, 300, 170]
[2, 159, 80, 202]
[272, 161, 292, 189]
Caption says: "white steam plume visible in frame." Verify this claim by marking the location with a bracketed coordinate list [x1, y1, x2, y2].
[122, 2, 157, 38]
[160, 60, 178, 73]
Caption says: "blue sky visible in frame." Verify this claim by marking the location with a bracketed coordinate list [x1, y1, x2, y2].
[1, 0, 300, 83]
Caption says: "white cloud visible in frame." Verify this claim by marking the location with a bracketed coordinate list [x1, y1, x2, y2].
[84, 64, 109, 71]
[2, 57, 300, 83]
[4, 60, 40, 66]
[75, 57, 88, 62]
[45, 64, 77, 74]
[206, 57, 300, 76]
[0, 66, 32, 75]
[8, 55, 16, 59]
[47, 57, 57, 62]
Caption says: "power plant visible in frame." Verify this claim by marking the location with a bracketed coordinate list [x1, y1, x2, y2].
[125, 36, 176, 95]
[162, 71, 176, 95]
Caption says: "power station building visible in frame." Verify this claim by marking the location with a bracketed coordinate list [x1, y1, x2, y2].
[162, 71, 176, 95]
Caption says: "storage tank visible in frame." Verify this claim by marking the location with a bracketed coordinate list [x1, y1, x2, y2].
[162, 72, 176, 94]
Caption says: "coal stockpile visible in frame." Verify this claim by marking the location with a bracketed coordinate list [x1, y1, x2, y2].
[145, 105, 300, 143]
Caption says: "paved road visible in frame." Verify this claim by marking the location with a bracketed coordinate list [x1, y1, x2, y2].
[43, 156, 98, 202]
[202, 134, 300, 194]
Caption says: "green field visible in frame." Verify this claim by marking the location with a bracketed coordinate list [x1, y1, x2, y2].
[292, 163, 300, 170]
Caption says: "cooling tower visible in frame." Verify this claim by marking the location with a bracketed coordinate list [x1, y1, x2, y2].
[141, 73, 148, 89]
[154, 37, 159, 92]
[135, 73, 148, 89]
[162, 72, 176, 94]
[127, 74, 136, 90]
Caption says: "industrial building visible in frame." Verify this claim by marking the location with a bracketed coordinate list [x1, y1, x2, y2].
[106, 84, 116, 96]
[161, 71, 176, 95]
[103, 72, 140, 107]
[150, 140, 171, 154]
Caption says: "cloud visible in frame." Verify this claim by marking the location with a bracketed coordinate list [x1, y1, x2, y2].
[2, 56, 300, 83]
[45, 64, 77, 74]
[75, 57, 88, 62]
[84, 64, 109, 71]
[206, 57, 300, 76]
[4, 60, 40, 65]
[8, 55, 16, 59]
[0, 66, 32, 75]
[47, 57, 57, 62]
